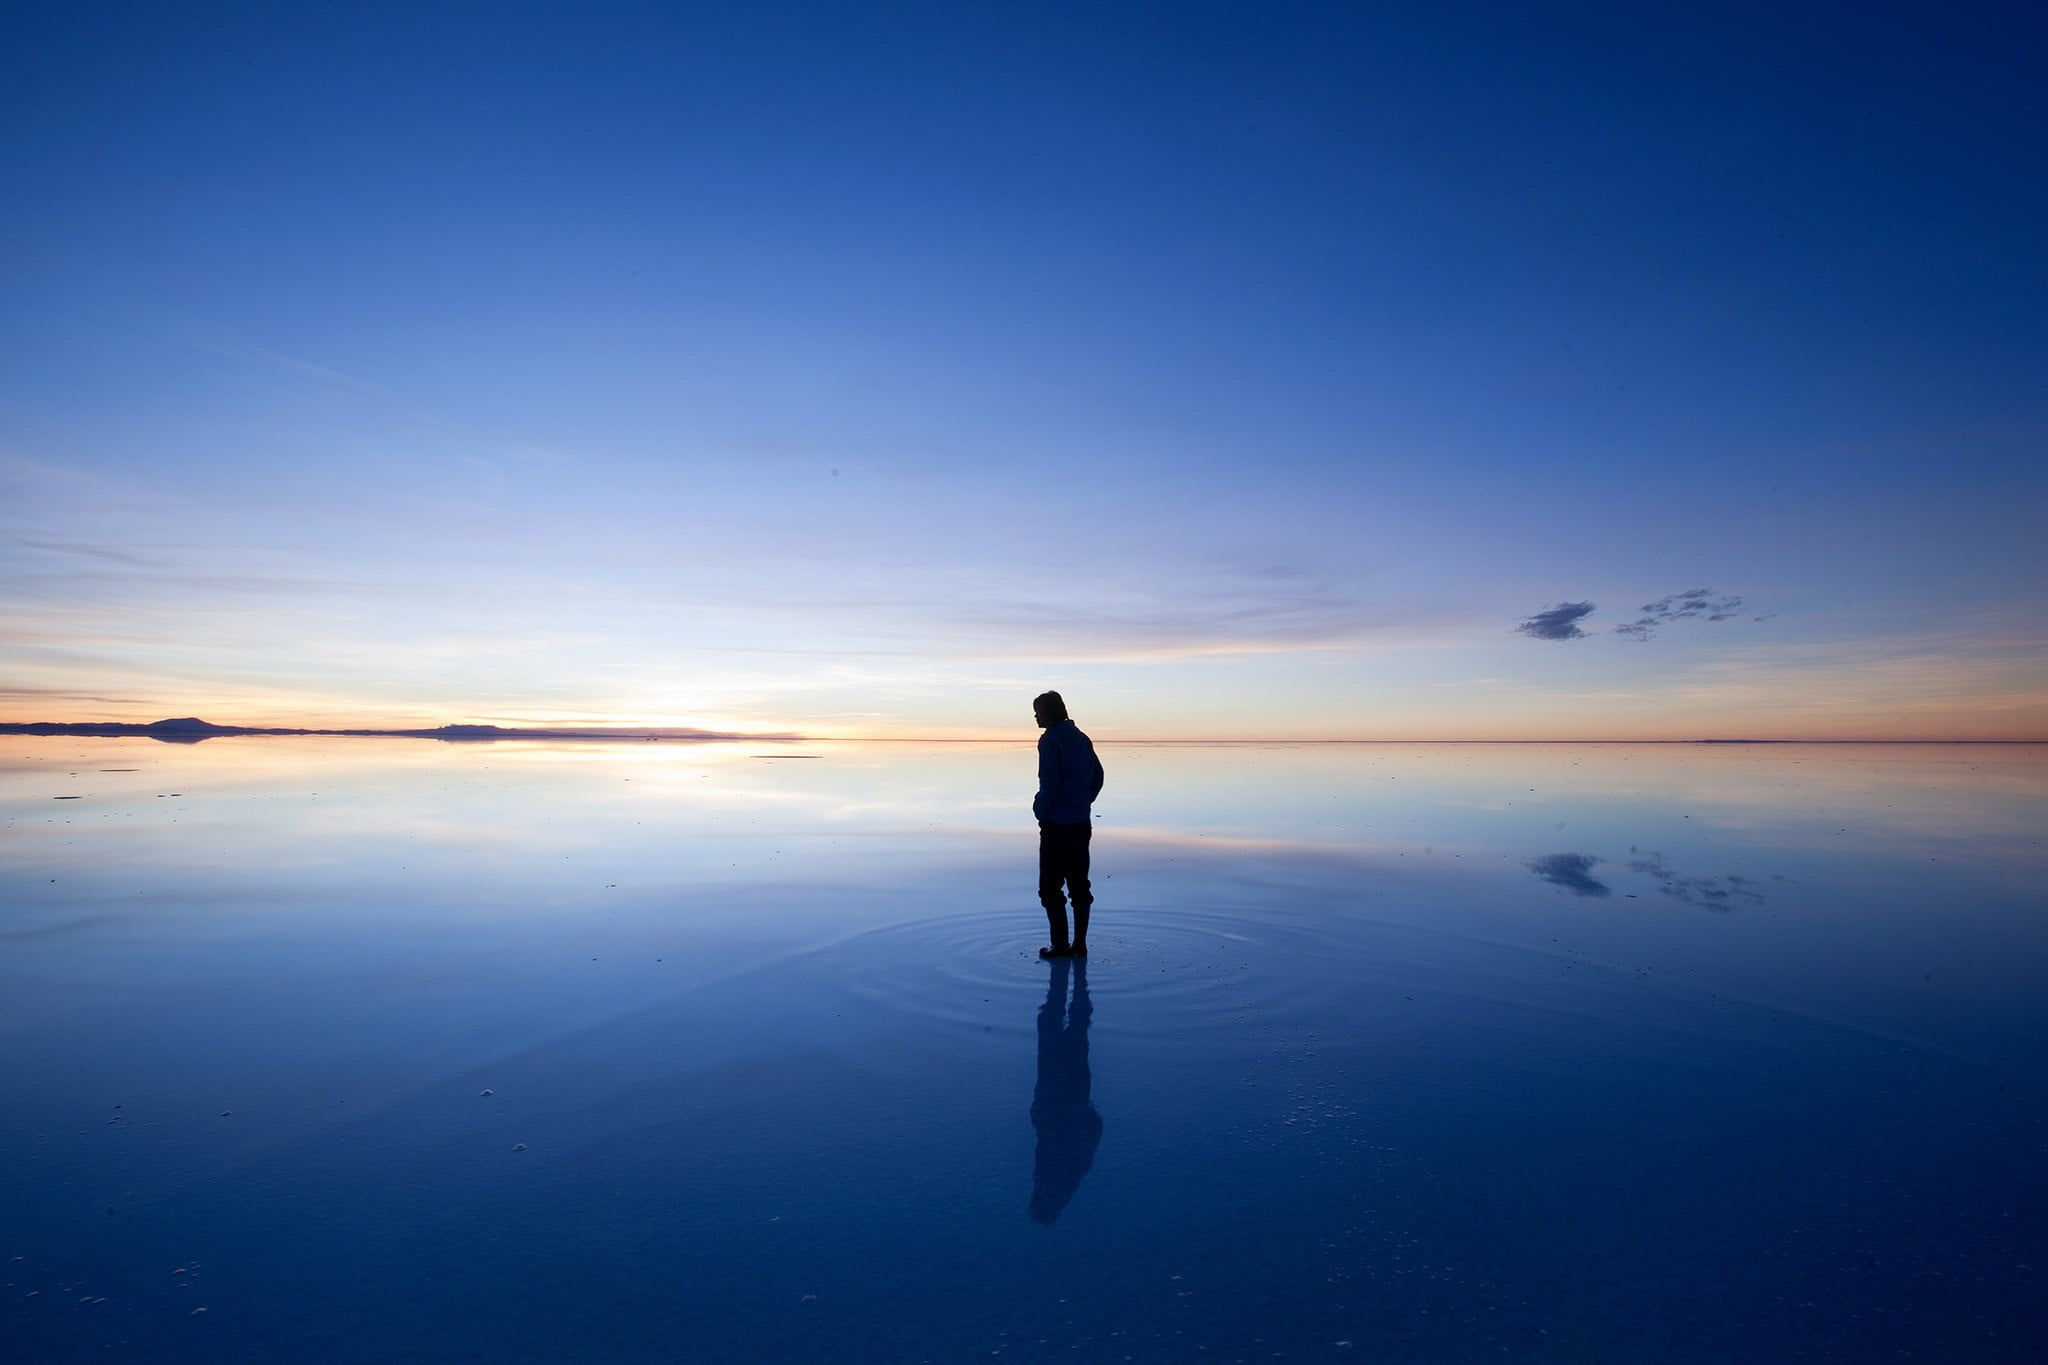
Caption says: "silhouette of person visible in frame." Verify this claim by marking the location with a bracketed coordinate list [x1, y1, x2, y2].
[1032, 690, 1104, 959]
[1029, 957, 1103, 1225]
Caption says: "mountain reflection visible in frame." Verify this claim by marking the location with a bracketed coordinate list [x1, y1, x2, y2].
[1029, 957, 1103, 1225]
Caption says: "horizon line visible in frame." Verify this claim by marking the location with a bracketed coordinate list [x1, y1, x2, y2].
[1, 720, 2042, 746]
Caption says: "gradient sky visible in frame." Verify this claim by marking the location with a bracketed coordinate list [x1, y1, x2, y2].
[3, 1, 2043, 739]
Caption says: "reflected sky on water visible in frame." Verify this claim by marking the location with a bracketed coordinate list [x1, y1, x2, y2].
[4, 740, 2044, 1361]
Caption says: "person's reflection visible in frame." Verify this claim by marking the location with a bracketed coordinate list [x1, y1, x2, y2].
[1029, 957, 1103, 1225]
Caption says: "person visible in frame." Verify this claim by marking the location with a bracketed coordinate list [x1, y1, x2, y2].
[1032, 690, 1103, 959]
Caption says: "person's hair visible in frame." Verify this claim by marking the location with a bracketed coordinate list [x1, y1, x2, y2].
[1033, 690, 1068, 723]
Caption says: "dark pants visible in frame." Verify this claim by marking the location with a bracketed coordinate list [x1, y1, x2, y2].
[1038, 819, 1092, 947]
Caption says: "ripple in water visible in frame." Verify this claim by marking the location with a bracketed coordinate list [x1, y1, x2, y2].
[835, 904, 1363, 1037]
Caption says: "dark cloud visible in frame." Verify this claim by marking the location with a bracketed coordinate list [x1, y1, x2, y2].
[1615, 588, 1751, 640]
[1528, 852, 1610, 897]
[1514, 602, 1597, 641]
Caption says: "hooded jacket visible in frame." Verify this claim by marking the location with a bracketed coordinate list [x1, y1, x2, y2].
[1034, 719, 1104, 824]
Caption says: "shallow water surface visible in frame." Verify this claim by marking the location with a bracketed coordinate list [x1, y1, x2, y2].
[3, 740, 2044, 1361]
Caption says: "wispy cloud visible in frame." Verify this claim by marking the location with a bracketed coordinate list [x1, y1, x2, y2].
[0, 685, 156, 706]
[181, 335, 387, 395]
[9, 538, 161, 569]
[1514, 602, 1597, 641]
[1614, 588, 1763, 640]
[952, 584, 1436, 660]
[1613, 621, 2048, 736]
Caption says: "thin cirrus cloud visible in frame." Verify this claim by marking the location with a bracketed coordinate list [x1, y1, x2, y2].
[0, 685, 156, 706]
[180, 334, 390, 396]
[948, 582, 1440, 660]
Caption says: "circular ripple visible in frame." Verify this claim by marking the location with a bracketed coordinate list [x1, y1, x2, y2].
[834, 904, 1360, 1036]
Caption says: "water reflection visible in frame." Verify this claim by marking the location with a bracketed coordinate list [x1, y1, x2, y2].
[1628, 849, 1768, 909]
[5, 740, 2047, 1359]
[1529, 847, 1776, 910]
[1029, 957, 1102, 1225]
[1528, 851, 1610, 897]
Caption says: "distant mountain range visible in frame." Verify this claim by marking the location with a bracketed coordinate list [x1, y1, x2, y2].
[3, 721, 2019, 744]
[0, 717, 795, 743]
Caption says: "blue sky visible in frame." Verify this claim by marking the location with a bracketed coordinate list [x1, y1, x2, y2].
[3, 1, 2043, 737]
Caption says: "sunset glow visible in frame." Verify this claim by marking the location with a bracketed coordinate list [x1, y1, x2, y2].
[3, 4, 2041, 739]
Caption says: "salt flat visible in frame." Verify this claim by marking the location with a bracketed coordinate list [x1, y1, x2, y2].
[3, 740, 2043, 1361]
